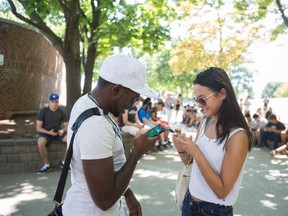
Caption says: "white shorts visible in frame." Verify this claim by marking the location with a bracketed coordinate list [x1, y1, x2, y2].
[121, 125, 139, 136]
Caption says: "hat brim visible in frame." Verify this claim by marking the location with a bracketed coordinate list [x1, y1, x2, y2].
[133, 88, 158, 98]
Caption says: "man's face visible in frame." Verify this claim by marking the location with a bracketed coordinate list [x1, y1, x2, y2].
[157, 104, 163, 111]
[49, 100, 59, 111]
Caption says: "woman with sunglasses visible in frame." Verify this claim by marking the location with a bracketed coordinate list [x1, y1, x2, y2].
[173, 67, 253, 216]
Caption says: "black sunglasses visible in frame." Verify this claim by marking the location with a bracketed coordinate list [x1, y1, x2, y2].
[194, 92, 217, 106]
[124, 89, 141, 104]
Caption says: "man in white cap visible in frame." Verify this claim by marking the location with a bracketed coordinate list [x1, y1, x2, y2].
[36, 93, 68, 174]
[62, 54, 159, 216]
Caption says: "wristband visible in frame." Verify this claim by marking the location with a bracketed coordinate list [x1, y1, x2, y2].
[177, 150, 186, 154]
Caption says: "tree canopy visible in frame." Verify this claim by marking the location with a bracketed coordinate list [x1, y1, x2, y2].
[5, 0, 178, 111]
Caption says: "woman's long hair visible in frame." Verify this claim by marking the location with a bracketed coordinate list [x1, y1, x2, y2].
[193, 67, 253, 151]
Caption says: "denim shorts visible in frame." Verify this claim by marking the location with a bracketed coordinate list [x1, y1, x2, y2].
[182, 190, 233, 216]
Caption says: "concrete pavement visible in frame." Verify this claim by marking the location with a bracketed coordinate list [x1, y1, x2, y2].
[0, 123, 287, 216]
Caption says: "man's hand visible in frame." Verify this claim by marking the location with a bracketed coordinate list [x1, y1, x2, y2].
[124, 188, 142, 216]
[49, 129, 59, 136]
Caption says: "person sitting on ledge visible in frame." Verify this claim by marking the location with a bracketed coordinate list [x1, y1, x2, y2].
[36, 93, 68, 174]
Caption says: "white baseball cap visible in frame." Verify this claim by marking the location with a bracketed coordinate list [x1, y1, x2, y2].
[99, 54, 157, 98]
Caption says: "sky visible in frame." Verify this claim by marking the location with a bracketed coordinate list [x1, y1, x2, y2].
[247, 36, 288, 98]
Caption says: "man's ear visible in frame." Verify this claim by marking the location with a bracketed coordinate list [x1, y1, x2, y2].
[111, 84, 123, 98]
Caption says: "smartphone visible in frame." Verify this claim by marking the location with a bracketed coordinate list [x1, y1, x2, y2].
[148, 124, 165, 138]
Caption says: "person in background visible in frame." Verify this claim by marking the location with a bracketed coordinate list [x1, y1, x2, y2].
[259, 114, 286, 149]
[36, 93, 68, 174]
[252, 113, 268, 146]
[165, 93, 174, 124]
[245, 113, 258, 145]
[263, 94, 269, 112]
[138, 100, 168, 151]
[173, 67, 252, 215]
[271, 129, 288, 156]
[175, 93, 183, 123]
[244, 95, 252, 115]
[265, 107, 273, 120]
[120, 100, 146, 139]
[62, 54, 159, 216]
[151, 100, 172, 148]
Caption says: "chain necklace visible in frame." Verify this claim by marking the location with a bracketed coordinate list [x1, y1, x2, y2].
[87, 92, 122, 142]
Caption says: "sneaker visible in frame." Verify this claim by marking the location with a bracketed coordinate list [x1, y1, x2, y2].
[37, 165, 52, 174]
[59, 161, 71, 171]
[59, 161, 64, 169]
[156, 145, 164, 151]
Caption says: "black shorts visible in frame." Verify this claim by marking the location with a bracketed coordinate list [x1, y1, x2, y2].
[175, 104, 180, 111]
[38, 132, 66, 145]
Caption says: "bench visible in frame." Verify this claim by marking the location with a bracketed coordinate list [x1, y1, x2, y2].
[7, 110, 38, 119]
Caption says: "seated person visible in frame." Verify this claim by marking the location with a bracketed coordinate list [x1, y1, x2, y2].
[138, 100, 168, 151]
[187, 108, 203, 128]
[182, 104, 194, 124]
[245, 113, 258, 145]
[259, 114, 286, 149]
[271, 129, 288, 156]
[36, 93, 68, 174]
[252, 113, 268, 145]
[151, 101, 172, 148]
[120, 100, 146, 139]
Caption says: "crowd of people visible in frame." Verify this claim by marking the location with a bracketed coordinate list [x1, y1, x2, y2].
[243, 96, 288, 157]
[35, 54, 287, 216]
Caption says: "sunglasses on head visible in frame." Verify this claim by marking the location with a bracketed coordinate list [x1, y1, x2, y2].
[193, 91, 217, 106]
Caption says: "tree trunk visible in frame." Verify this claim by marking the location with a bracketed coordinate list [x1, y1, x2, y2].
[64, 54, 81, 114]
[62, 1, 81, 113]
[83, 44, 98, 94]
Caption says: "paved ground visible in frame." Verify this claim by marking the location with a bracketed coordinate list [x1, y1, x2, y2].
[0, 122, 287, 216]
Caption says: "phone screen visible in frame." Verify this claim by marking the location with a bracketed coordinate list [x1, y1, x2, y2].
[148, 124, 165, 138]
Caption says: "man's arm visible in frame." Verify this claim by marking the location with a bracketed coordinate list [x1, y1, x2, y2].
[36, 120, 58, 136]
[82, 132, 158, 211]
[59, 121, 68, 136]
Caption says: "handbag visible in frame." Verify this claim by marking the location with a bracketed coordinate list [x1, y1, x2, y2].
[175, 162, 192, 210]
[47, 107, 100, 216]
[175, 117, 207, 210]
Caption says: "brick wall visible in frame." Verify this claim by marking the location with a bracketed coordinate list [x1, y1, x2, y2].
[0, 18, 65, 120]
[0, 133, 135, 174]
[0, 138, 66, 174]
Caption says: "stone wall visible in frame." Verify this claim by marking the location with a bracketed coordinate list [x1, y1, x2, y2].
[0, 133, 134, 174]
[0, 18, 65, 120]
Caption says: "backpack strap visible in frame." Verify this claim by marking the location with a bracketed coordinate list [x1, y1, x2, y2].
[53, 107, 100, 205]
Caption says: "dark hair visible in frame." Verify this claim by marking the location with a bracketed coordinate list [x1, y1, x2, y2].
[252, 113, 260, 119]
[193, 67, 253, 151]
[268, 114, 277, 120]
[157, 101, 165, 107]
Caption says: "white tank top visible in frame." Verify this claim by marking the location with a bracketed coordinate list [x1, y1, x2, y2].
[189, 123, 247, 206]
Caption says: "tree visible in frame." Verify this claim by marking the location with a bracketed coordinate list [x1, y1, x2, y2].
[262, 82, 288, 97]
[6, 0, 177, 111]
[230, 66, 255, 97]
[233, 0, 288, 38]
[168, 0, 263, 77]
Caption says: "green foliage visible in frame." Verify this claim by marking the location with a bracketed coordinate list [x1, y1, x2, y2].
[262, 82, 288, 97]
[230, 66, 255, 97]
[147, 50, 195, 98]
[169, 1, 261, 76]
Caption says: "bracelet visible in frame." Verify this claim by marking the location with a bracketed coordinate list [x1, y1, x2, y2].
[177, 150, 186, 154]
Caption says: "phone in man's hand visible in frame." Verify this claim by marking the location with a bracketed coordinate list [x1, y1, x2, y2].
[148, 124, 165, 138]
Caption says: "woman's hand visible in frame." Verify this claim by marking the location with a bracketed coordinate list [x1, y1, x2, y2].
[178, 135, 199, 157]
[172, 129, 190, 153]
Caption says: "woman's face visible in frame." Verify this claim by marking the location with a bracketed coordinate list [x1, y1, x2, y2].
[193, 84, 225, 117]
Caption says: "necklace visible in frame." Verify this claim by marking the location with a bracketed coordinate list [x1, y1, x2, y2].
[88, 92, 101, 107]
[87, 92, 122, 142]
